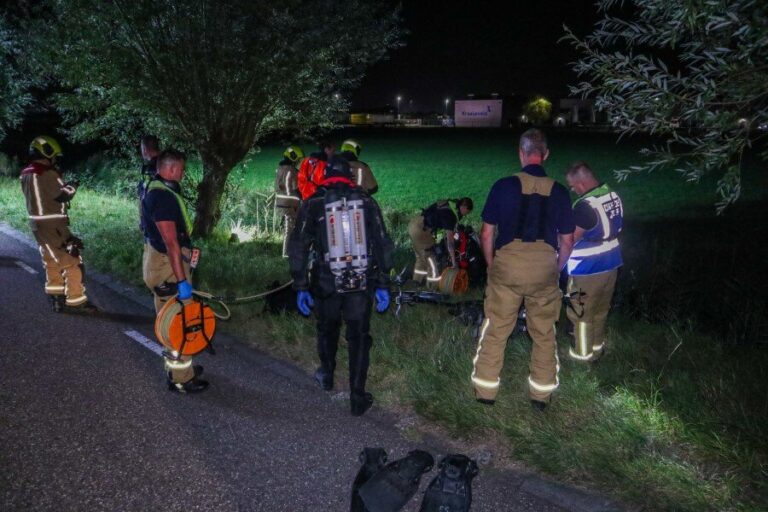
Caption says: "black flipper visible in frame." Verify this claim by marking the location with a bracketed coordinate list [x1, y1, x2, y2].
[351, 448, 388, 512]
[358, 449, 435, 512]
[419, 454, 479, 512]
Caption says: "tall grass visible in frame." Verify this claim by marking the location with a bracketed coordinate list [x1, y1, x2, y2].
[1, 130, 766, 510]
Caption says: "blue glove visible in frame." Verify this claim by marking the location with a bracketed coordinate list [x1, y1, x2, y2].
[297, 290, 314, 316]
[375, 288, 390, 313]
[176, 280, 193, 301]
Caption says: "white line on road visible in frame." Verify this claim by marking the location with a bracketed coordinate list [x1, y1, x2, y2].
[124, 330, 163, 357]
[15, 260, 37, 274]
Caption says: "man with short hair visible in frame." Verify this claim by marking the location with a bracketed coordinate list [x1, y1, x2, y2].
[564, 161, 623, 362]
[471, 129, 574, 411]
[20, 136, 94, 312]
[141, 149, 208, 394]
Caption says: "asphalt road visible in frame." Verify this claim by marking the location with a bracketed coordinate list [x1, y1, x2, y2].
[0, 228, 579, 511]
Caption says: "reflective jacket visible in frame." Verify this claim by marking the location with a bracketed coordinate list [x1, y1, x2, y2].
[567, 184, 623, 275]
[274, 158, 300, 209]
[20, 161, 76, 228]
[288, 181, 394, 296]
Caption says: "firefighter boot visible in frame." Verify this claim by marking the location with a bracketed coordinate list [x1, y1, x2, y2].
[50, 295, 65, 313]
[314, 367, 333, 391]
[167, 372, 209, 394]
[351, 392, 374, 416]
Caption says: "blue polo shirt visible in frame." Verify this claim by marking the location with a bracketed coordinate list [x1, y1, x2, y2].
[482, 164, 575, 250]
[141, 180, 192, 253]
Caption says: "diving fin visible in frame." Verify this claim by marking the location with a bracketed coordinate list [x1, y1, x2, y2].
[358, 449, 435, 512]
[351, 447, 388, 512]
[419, 454, 479, 512]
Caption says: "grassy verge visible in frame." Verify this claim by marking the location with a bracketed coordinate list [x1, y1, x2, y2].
[1, 130, 766, 510]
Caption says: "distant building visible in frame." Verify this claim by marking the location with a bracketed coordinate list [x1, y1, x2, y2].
[454, 93, 509, 128]
[349, 113, 396, 125]
[558, 98, 597, 124]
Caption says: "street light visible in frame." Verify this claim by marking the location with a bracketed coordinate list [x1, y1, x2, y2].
[396, 95, 402, 119]
[444, 98, 450, 117]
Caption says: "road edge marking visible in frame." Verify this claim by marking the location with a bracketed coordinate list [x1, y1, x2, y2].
[124, 329, 163, 357]
[15, 260, 38, 274]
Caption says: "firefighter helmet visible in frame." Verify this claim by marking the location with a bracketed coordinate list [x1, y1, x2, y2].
[29, 136, 63, 160]
[283, 145, 304, 163]
[341, 139, 362, 158]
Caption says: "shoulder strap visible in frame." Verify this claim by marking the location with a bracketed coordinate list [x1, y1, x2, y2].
[147, 180, 194, 236]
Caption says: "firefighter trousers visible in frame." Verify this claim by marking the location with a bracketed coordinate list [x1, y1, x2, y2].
[32, 220, 87, 306]
[472, 241, 562, 402]
[566, 270, 618, 361]
[142, 243, 194, 384]
[278, 206, 298, 258]
[408, 215, 439, 285]
[315, 291, 373, 395]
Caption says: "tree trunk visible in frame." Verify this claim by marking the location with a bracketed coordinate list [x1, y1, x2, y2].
[193, 155, 234, 237]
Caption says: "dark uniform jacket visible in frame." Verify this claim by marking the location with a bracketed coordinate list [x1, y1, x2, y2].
[288, 181, 394, 297]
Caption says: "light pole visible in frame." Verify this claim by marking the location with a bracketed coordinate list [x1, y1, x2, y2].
[444, 98, 450, 117]
[396, 95, 402, 119]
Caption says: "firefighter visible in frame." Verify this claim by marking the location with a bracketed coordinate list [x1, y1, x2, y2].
[408, 198, 473, 285]
[20, 136, 95, 312]
[288, 156, 394, 416]
[141, 149, 208, 394]
[339, 139, 378, 195]
[275, 145, 304, 257]
[137, 135, 159, 236]
[297, 140, 335, 200]
[471, 129, 574, 411]
[564, 162, 623, 362]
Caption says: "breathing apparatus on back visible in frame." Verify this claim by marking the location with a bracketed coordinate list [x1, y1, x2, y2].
[321, 157, 370, 293]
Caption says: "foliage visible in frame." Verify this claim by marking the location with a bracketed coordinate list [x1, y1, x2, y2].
[30, 0, 402, 235]
[563, 0, 768, 212]
[522, 96, 553, 125]
[0, 15, 33, 140]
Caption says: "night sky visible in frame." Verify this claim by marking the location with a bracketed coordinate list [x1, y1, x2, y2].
[352, 0, 600, 112]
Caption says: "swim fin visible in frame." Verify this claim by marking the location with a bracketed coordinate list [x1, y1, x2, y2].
[419, 454, 479, 512]
[358, 449, 435, 512]
[351, 447, 388, 512]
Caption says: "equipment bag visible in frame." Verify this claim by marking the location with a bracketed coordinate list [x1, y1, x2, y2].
[298, 156, 327, 200]
[324, 188, 369, 293]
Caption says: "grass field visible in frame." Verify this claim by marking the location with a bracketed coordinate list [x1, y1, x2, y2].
[1, 128, 766, 511]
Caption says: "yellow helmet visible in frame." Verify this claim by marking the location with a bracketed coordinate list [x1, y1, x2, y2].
[30, 136, 63, 160]
[283, 145, 304, 163]
[340, 139, 362, 158]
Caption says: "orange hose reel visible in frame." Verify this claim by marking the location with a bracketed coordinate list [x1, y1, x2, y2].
[155, 297, 216, 356]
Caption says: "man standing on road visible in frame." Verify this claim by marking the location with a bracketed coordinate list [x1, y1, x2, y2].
[339, 139, 378, 195]
[564, 162, 623, 363]
[471, 129, 574, 411]
[20, 136, 95, 313]
[141, 149, 208, 394]
[275, 145, 304, 257]
[408, 198, 473, 285]
[288, 156, 394, 416]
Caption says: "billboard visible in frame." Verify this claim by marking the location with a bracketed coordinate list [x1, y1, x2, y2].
[454, 100, 503, 127]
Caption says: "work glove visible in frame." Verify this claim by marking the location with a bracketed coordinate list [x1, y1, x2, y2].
[297, 290, 314, 316]
[176, 280, 193, 301]
[375, 288, 390, 313]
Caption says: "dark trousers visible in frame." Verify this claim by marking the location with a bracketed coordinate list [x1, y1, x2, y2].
[315, 291, 373, 395]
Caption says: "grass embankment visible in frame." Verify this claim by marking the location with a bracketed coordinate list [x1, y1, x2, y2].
[1, 129, 766, 511]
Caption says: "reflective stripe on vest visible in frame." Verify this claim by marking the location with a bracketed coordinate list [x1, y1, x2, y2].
[147, 180, 193, 237]
[568, 184, 623, 275]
